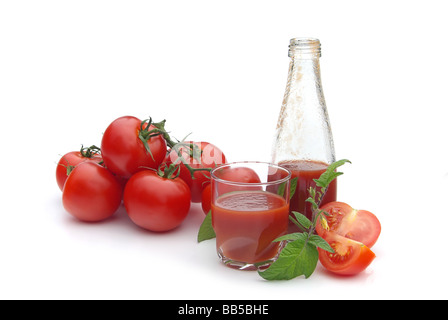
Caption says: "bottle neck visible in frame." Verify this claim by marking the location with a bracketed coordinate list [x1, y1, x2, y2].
[288, 38, 321, 59]
[287, 38, 323, 88]
[287, 55, 322, 89]
[282, 51, 324, 115]
[284, 38, 323, 104]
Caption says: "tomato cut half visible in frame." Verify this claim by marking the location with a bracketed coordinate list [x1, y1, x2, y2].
[318, 232, 376, 276]
[316, 201, 381, 248]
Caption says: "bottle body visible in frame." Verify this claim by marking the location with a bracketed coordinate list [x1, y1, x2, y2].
[272, 38, 336, 223]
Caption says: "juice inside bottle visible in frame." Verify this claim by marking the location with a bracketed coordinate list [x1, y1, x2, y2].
[279, 160, 336, 224]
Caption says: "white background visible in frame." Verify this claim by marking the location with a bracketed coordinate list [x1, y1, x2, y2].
[1, 0, 447, 300]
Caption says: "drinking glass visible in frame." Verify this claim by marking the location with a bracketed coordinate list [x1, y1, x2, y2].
[211, 162, 291, 270]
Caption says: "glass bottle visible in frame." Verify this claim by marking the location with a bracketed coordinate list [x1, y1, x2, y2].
[271, 38, 336, 224]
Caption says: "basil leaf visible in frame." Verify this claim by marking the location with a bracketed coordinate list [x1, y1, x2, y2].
[197, 210, 216, 242]
[277, 181, 286, 197]
[292, 211, 312, 230]
[258, 234, 319, 280]
[313, 159, 351, 188]
[272, 232, 305, 242]
[308, 234, 334, 253]
[289, 177, 298, 200]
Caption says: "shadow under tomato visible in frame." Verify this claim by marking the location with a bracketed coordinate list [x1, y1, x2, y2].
[315, 263, 376, 282]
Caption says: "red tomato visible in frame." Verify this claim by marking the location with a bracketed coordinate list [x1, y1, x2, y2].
[203, 167, 262, 214]
[316, 201, 381, 248]
[167, 141, 226, 203]
[213, 166, 262, 195]
[101, 116, 167, 179]
[62, 162, 123, 222]
[214, 166, 261, 184]
[56, 147, 102, 191]
[201, 183, 211, 215]
[317, 232, 376, 276]
[123, 170, 191, 232]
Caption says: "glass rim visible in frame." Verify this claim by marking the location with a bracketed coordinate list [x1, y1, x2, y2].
[210, 161, 292, 187]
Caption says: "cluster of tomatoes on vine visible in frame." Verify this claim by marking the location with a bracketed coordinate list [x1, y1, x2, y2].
[56, 115, 227, 232]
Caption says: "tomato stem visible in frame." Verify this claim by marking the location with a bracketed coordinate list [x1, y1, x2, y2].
[149, 118, 212, 179]
[148, 119, 176, 148]
[79, 145, 101, 158]
[157, 163, 181, 180]
[57, 160, 76, 177]
[311, 187, 327, 224]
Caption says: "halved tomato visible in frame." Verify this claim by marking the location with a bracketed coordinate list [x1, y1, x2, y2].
[316, 201, 381, 248]
[318, 232, 376, 276]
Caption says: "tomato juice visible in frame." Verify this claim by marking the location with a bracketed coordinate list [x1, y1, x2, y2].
[279, 160, 337, 223]
[211, 191, 289, 266]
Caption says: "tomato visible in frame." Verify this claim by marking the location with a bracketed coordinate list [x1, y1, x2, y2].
[212, 166, 262, 195]
[101, 116, 167, 179]
[62, 162, 123, 222]
[316, 201, 381, 248]
[214, 166, 261, 184]
[201, 183, 211, 214]
[203, 167, 262, 213]
[315, 201, 380, 275]
[56, 146, 102, 191]
[167, 141, 226, 203]
[123, 169, 191, 232]
[317, 232, 376, 276]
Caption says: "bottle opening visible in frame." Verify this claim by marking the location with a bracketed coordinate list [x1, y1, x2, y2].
[288, 38, 321, 58]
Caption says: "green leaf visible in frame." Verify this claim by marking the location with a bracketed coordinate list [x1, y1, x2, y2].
[197, 210, 215, 242]
[314, 159, 351, 189]
[305, 196, 318, 209]
[288, 216, 307, 232]
[277, 176, 298, 200]
[277, 181, 286, 197]
[272, 232, 305, 242]
[308, 234, 334, 253]
[292, 211, 312, 230]
[289, 177, 298, 200]
[258, 234, 319, 280]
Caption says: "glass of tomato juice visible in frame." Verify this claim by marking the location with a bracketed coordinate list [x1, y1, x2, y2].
[211, 162, 291, 271]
